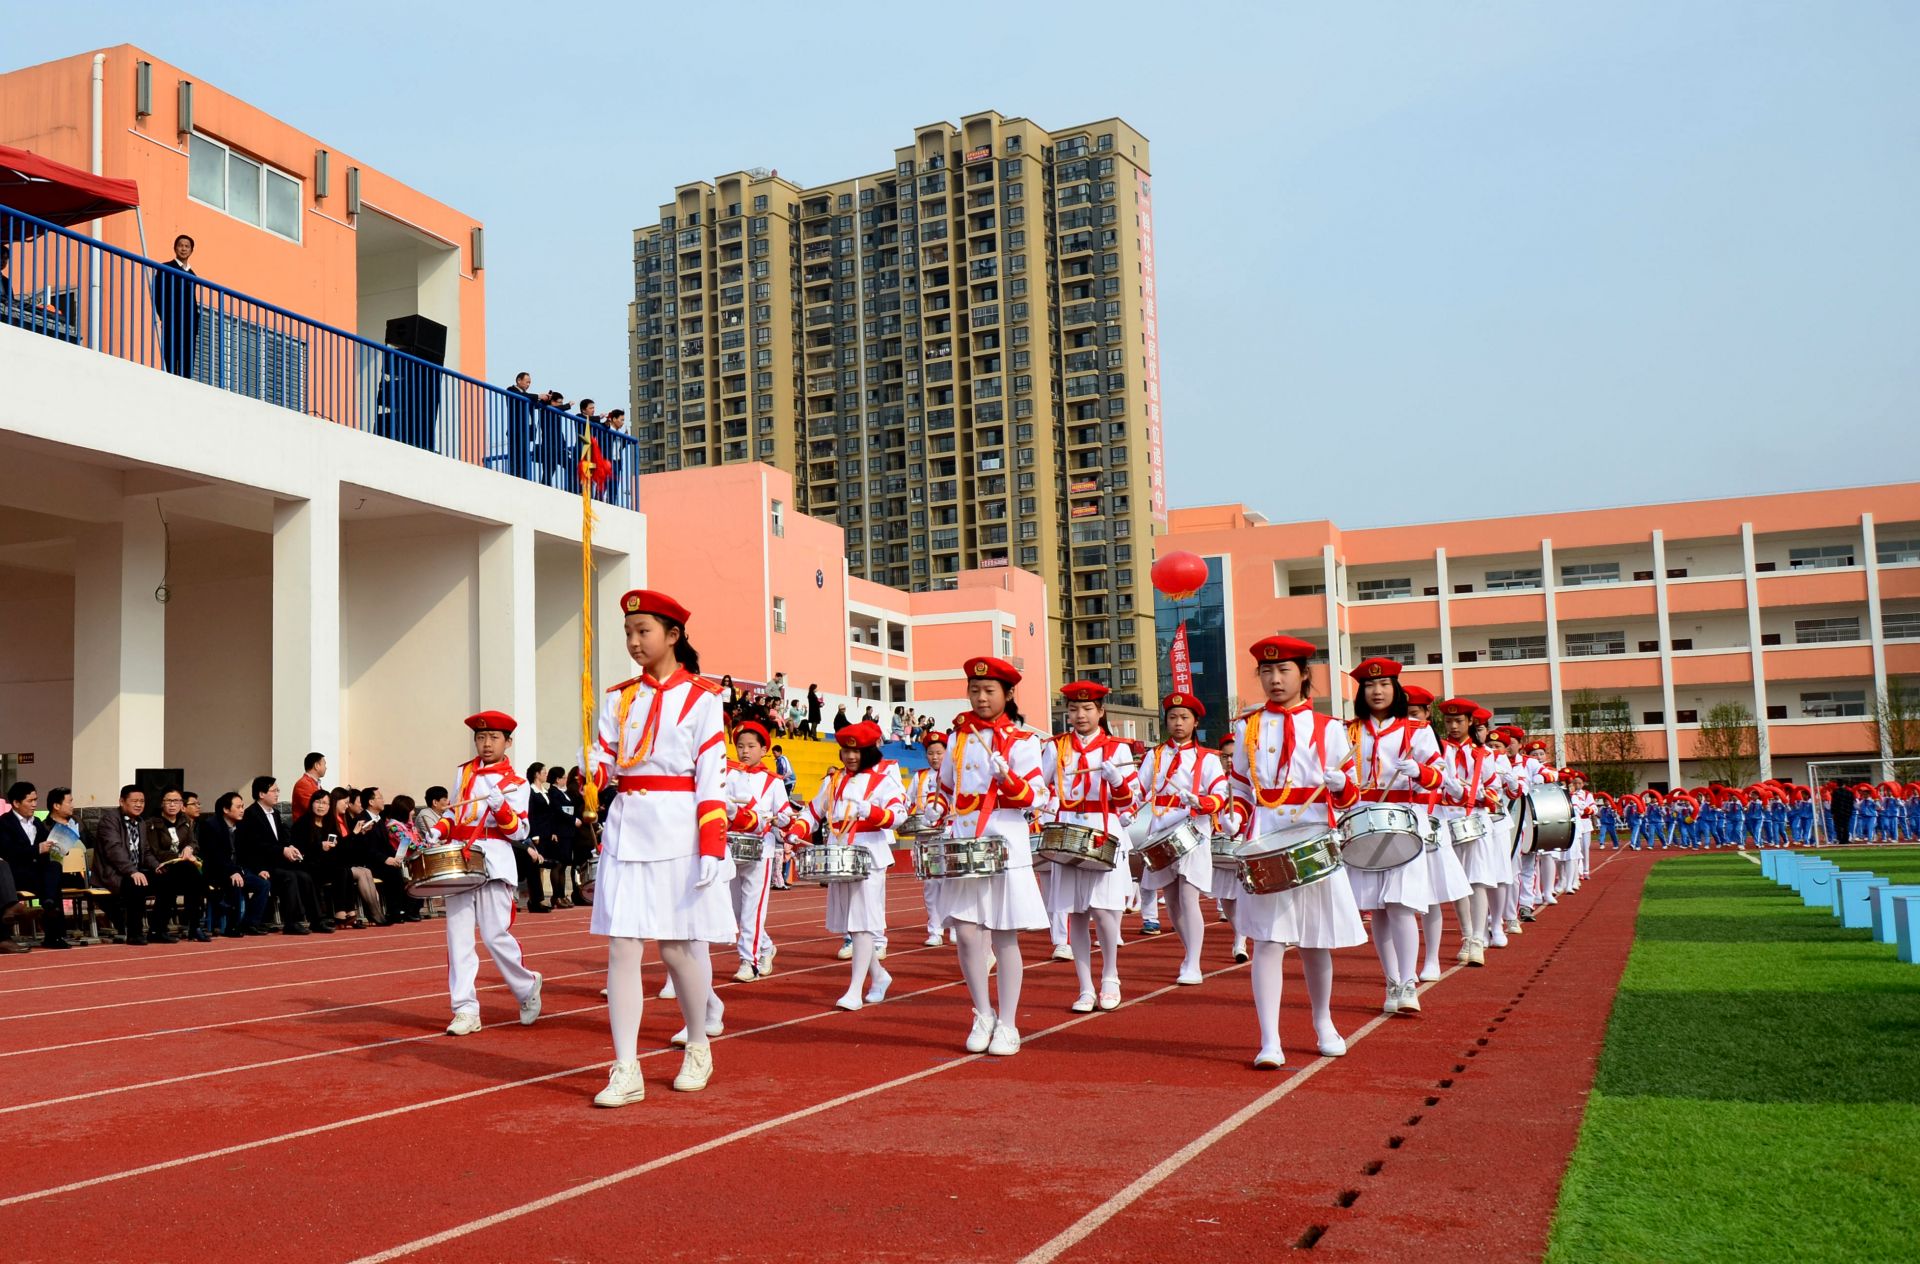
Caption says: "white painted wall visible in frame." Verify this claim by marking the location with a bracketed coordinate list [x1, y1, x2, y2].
[163, 530, 273, 800]
[0, 567, 76, 794]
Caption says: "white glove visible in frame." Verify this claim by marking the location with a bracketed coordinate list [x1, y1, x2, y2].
[485, 786, 506, 810]
[1178, 787, 1201, 809]
[1102, 760, 1128, 788]
[1219, 809, 1244, 837]
[695, 855, 728, 888]
[1442, 776, 1466, 800]
[1397, 758, 1426, 783]
[1324, 768, 1348, 794]
[772, 809, 795, 830]
[989, 753, 1012, 779]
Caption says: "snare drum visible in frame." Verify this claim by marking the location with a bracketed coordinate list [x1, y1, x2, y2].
[912, 833, 1009, 880]
[1446, 814, 1489, 849]
[1137, 819, 1207, 872]
[893, 813, 938, 843]
[576, 855, 598, 904]
[794, 843, 872, 885]
[1035, 822, 1120, 871]
[727, 831, 765, 863]
[1337, 803, 1425, 871]
[1210, 832, 1241, 862]
[404, 841, 489, 896]
[1235, 829, 1344, 896]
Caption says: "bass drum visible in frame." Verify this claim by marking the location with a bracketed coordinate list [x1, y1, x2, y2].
[1514, 784, 1576, 853]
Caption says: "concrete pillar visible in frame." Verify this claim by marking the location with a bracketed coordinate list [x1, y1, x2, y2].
[1652, 530, 1681, 786]
[272, 484, 340, 786]
[1862, 513, 1892, 782]
[598, 547, 637, 691]
[1740, 523, 1772, 781]
[1435, 548, 1454, 699]
[1542, 538, 1566, 766]
[70, 503, 167, 805]
[477, 521, 538, 738]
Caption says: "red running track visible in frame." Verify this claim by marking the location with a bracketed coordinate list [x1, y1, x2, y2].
[0, 855, 1653, 1263]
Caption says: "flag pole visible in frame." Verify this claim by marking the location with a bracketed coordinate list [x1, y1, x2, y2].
[579, 427, 600, 827]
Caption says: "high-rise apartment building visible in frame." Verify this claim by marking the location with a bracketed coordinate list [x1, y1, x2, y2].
[627, 112, 1168, 712]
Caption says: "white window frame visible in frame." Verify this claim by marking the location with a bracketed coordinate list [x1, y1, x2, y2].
[1488, 634, 1547, 662]
[1357, 642, 1416, 666]
[1885, 610, 1920, 640]
[1788, 544, 1856, 570]
[1355, 577, 1411, 602]
[187, 131, 303, 243]
[1793, 617, 1861, 645]
[1565, 629, 1627, 658]
[1875, 538, 1920, 565]
[770, 499, 785, 537]
[1799, 689, 1866, 718]
[1559, 561, 1621, 587]
[1485, 567, 1542, 592]
[771, 596, 787, 634]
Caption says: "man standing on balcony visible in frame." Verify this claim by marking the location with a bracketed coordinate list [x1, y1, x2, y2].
[151, 234, 199, 378]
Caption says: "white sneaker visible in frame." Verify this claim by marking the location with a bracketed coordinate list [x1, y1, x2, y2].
[759, 943, 777, 974]
[593, 1060, 645, 1107]
[923, 932, 944, 947]
[445, 1011, 481, 1036]
[1253, 1046, 1287, 1070]
[1177, 968, 1204, 986]
[1071, 991, 1096, 1013]
[672, 1044, 713, 1092]
[1099, 979, 1121, 1011]
[876, 943, 888, 961]
[670, 1013, 726, 1046]
[1316, 1028, 1348, 1057]
[519, 974, 543, 1026]
[1488, 929, 1509, 950]
[836, 941, 853, 960]
[834, 991, 863, 1012]
[1232, 935, 1249, 964]
[733, 962, 759, 983]
[1455, 942, 1472, 964]
[965, 1010, 996, 1053]
[1465, 937, 1486, 966]
[1382, 984, 1401, 1015]
[865, 966, 892, 1004]
[1397, 981, 1422, 1014]
[1051, 944, 1075, 962]
[660, 977, 677, 1000]
[1419, 965, 1442, 983]
[987, 1022, 1021, 1056]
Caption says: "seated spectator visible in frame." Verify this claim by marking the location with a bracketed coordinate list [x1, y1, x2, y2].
[376, 796, 424, 924]
[237, 775, 329, 935]
[199, 790, 268, 937]
[832, 703, 849, 734]
[91, 784, 161, 945]
[415, 785, 450, 840]
[3, 781, 71, 949]
[340, 786, 387, 926]
[786, 698, 806, 736]
[296, 790, 356, 929]
[143, 789, 209, 941]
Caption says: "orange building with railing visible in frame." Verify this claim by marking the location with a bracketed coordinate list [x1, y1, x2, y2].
[1153, 484, 1920, 789]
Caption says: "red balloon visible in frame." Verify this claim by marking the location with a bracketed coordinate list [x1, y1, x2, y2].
[1151, 550, 1209, 601]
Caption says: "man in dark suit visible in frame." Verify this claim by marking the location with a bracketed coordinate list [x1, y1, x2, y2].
[151, 234, 200, 378]
[236, 775, 328, 934]
[4, 781, 73, 949]
[94, 783, 167, 944]
[199, 790, 268, 936]
[1830, 782, 1856, 844]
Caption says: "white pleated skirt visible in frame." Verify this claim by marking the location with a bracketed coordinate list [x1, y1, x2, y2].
[926, 863, 1048, 932]
[1208, 851, 1243, 903]
[1043, 854, 1136, 915]
[1487, 813, 1518, 883]
[827, 867, 889, 936]
[1347, 847, 1436, 912]
[1231, 865, 1367, 949]
[1424, 829, 1474, 904]
[589, 853, 737, 944]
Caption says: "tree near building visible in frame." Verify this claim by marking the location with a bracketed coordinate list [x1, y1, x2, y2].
[1867, 677, 1920, 782]
[1695, 700, 1759, 787]
[1564, 688, 1641, 797]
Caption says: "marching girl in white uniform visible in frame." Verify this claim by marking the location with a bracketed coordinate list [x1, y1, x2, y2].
[1524, 739, 1563, 905]
[421, 711, 543, 1036]
[589, 589, 737, 1107]
[1346, 658, 1440, 1015]
[1137, 692, 1229, 986]
[785, 721, 905, 1011]
[930, 655, 1049, 1056]
[1042, 681, 1141, 1012]
[1476, 714, 1520, 941]
[1435, 700, 1503, 965]
[1223, 636, 1368, 1069]
[724, 722, 788, 982]
[1567, 772, 1594, 890]
[906, 732, 952, 947]
[1402, 685, 1472, 980]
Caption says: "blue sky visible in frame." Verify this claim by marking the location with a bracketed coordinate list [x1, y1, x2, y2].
[12, 2, 1917, 526]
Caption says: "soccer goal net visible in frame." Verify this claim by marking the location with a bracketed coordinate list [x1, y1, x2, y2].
[1804, 759, 1880, 846]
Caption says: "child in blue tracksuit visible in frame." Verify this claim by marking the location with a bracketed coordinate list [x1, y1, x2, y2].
[1599, 801, 1619, 849]
[1789, 795, 1813, 845]
[1623, 797, 1645, 850]
[1744, 795, 1766, 848]
[1855, 792, 1879, 844]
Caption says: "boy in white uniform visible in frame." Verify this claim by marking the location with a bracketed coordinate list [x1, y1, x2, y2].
[422, 711, 543, 1035]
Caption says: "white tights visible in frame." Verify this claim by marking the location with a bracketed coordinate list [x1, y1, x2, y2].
[1250, 941, 1338, 1055]
[1165, 878, 1205, 974]
[955, 921, 1023, 1024]
[607, 936, 714, 1063]
[1067, 908, 1122, 996]
[1425, 898, 1468, 973]
[842, 930, 888, 1004]
[1467, 885, 1493, 942]
[1368, 903, 1421, 985]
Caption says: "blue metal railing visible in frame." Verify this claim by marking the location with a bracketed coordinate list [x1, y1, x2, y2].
[0, 208, 637, 510]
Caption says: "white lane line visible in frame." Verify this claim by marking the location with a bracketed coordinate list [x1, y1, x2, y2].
[0, 942, 922, 1115]
[341, 964, 1240, 1264]
[0, 908, 937, 1060]
[1020, 847, 1628, 1264]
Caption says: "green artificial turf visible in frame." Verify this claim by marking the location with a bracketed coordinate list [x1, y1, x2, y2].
[1545, 854, 1920, 1264]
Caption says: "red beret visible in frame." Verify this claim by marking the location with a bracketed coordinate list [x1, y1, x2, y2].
[1402, 684, 1434, 707]
[1161, 691, 1205, 717]
[464, 710, 517, 735]
[1248, 635, 1316, 664]
[963, 656, 1022, 686]
[1059, 680, 1111, 703]
[1349, 657, 1402, 683]
[620, 589, 690, 625]
[1471, 707, 1492, 723]
[837, 721, 884, 749]
[1525, 739, 1548, 752]
[732, 721, 770, 748]
[1438, 697, 1477, 717]
[921, 730, 949, 750]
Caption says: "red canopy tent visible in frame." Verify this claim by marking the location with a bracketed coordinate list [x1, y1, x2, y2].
[0, 143, 140, 229]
